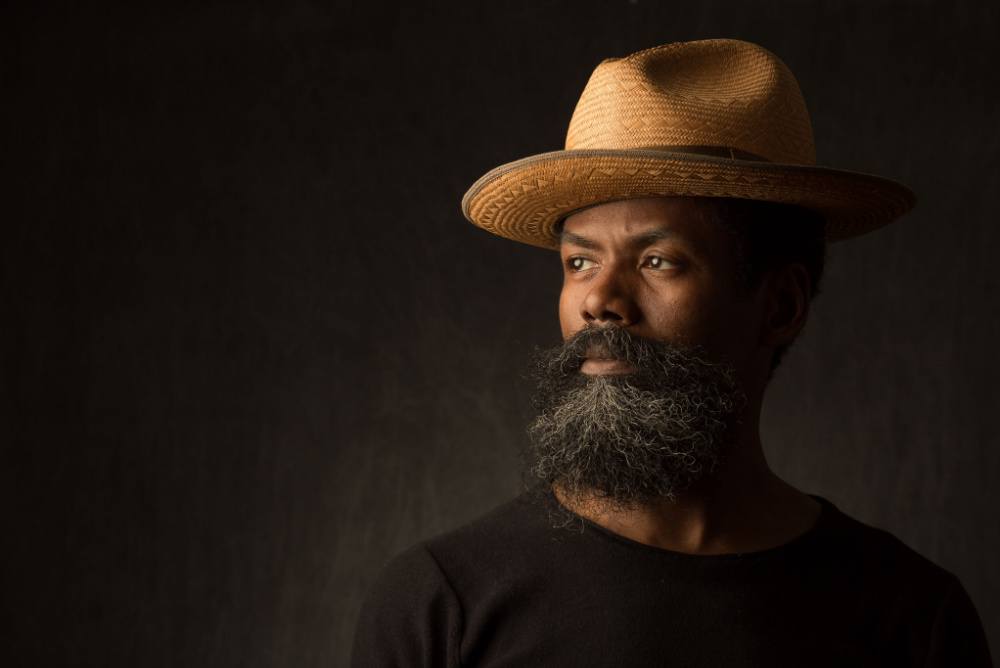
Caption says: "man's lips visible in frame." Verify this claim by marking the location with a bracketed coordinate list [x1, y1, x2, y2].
[581, 358, 635, 375]
[581, 346, 635, 375]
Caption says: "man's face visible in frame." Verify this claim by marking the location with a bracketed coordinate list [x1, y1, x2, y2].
[558, 196, 764, 376]
[524, 196, 768, 512]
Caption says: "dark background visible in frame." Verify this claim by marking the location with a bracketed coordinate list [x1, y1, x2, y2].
[4, 1, 997, 666]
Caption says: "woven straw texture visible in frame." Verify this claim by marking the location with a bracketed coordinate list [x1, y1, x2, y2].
[462, 39, 915, 248]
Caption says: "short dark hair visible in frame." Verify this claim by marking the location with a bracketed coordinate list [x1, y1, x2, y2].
[706, 198, 827, 375]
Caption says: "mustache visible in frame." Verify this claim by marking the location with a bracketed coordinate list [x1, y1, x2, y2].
[529, 325, 725, 393]
[558, 324, 653, 363]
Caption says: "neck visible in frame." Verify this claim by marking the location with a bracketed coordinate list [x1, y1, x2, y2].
[551, 411, 821, 555]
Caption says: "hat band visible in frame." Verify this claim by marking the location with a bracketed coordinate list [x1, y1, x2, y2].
[640, 144, 771, 162]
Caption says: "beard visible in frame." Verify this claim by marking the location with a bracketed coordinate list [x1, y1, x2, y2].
[524, 325, 748, 520]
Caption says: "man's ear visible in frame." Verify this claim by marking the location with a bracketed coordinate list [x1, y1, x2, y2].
[759, 263, 811, 348]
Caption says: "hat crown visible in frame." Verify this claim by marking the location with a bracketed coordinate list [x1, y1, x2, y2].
[565, 39, 817, 165]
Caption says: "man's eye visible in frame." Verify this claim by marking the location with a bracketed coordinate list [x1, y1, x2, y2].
[644, 255, 678, 270]
[567, 257, 596, 271]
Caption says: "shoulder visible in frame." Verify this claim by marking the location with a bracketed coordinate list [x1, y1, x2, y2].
[817, 497, 955, 589]
[351, 490, 550, 667]
[421, 487, 569, 591]
[362, 541, 459, 609]
[351, 542, 463, 667]
[816, 498, 992, 665]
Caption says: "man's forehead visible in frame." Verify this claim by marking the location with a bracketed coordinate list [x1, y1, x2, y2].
[558, 196, 719, 245]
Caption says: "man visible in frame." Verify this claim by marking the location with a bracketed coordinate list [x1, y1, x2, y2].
[351, 39, 992, 666]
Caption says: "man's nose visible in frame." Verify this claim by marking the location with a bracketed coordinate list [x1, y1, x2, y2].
[580, 264, 641, 326]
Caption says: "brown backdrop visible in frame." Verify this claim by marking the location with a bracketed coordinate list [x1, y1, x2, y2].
[4, 1, 997, 665]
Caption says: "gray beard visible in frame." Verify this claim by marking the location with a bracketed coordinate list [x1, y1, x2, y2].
[523, 325, 747, 520]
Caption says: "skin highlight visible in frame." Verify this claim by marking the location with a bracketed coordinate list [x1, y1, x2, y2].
[550, 196, 820, 555]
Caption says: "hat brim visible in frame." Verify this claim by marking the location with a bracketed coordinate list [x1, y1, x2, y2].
[461, 149, 916, 248]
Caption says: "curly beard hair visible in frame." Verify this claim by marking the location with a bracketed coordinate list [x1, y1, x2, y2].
[523, 325, 748, 524]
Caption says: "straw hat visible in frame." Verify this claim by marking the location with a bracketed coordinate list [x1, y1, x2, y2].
[461, 39, 915, 249]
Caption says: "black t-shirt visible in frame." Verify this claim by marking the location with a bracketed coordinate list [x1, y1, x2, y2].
[351, 487, 992, 667]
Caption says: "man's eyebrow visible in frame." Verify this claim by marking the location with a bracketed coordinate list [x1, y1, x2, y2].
[559, 228, 675, 250]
